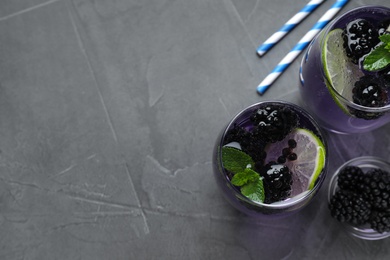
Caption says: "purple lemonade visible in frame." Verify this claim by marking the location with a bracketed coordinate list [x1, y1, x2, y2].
[299, 6, 390, 134]
[213, 101, 328, 217]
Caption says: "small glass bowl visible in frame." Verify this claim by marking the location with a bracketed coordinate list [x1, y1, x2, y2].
[328, 156, 390, 240]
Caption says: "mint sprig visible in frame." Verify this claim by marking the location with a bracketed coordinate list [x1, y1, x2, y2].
[241, 179, 265, 203]
[222, 146, 254, 172]
[231, 168, 259, 186]
[221, 146, 265, 203]
[363, 34, 390, 71]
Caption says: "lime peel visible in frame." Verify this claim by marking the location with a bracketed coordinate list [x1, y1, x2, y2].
[322, 28, 364, 116]
[308, 142, 326, 190]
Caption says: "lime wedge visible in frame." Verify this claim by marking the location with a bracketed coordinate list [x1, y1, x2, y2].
[322, 28, 364, 114]
[264, 128, 326, 195]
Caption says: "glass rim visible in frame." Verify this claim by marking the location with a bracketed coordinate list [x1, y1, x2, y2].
[320, 5, 390, 114]
[328, 156, 390, 240]
[217, 100, 328, 210]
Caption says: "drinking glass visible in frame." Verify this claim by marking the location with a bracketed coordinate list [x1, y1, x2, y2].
[213, 101, 328, 217]
[299, 6, 390, 134]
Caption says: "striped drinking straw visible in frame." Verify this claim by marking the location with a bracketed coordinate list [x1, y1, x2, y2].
[257, 0, 349, 95]
[257, 0, 325, 57]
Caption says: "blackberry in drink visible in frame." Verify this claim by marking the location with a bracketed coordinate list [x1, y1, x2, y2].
[299, 6, 390, 134]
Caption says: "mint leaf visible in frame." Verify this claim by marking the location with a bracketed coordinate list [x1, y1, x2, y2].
[379, 34, 390, 44]
[221, 146, 254, 174]
[380, 35, 390, 51]
[241, 178, 265, 203]
[363, 44, 390, 71]
[231, 168, 259, 186]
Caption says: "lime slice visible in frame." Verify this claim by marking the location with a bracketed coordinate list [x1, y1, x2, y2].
[322, 28, 364, 114]
[264, 128, 326, 195]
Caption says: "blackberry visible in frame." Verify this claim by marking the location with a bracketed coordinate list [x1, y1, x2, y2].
[258, 161, 292, 204]
[343, 19, 379, 64]
[370, 210, 390, 233]
[224, 124, 251, 146]
[359, 169, 390, 211]
[337, 166, 364, 191]
[329, 189, 372, 225]
[350, 75, 388, 120]
[243, 136, 267, 164]
[223, 124, 253, 158]
[250, 105, 299, 143]
[353, 76, 388, 107]
[223, 125, 266, 163]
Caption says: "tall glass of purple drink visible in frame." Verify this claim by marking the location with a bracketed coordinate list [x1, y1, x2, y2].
[299, 6, 390, 134]
[213, 101, 328, 217]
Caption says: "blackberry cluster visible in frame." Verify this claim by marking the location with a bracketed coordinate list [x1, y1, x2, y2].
[343, 19, 379, 64]
[250, 105, 299, 143]
[336, 165, 365, 190]
[329, 166, 390, 233]
[350, 75, 388, 119]
[329, 189, 371, 225]
[359, 169, 390, 210]
[258, 161, 292, 204]
[370, 211, 390, 233]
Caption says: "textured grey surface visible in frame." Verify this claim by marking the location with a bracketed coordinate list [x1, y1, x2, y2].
[1, 0, 390, 259]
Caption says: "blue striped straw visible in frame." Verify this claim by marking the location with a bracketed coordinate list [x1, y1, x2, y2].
[257, 0, 349, 95]
[257, 0, 325, 56]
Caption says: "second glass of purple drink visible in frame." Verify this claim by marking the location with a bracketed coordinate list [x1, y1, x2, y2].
[299, 6, 390, 134]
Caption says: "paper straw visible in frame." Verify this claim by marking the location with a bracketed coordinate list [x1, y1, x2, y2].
[257, 0, 325, 56]
[257, 0, 349, 95]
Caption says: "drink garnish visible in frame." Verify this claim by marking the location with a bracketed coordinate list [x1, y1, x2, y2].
[222, 146, 254, 173]
[240, 176, 265, 203]
[343, 19, 379, 64]
[264, 128, 326, 191]
[221, 146, 265, 203]
[258, 162, 292, 204]
[349, 75, 388, 119]
[322, 28, 363, 114]
[363, 34, 390, 71]
[251, 105, 298, 143]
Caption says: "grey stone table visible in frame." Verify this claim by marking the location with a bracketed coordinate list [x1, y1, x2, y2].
[1, 0, 390, 259]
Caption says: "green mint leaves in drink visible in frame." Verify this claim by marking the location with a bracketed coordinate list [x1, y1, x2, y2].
[231, 168, 259, 186]
[241, 178, 265, 203]
[221, 146, 265, 203]
[363, 34, 390, 71]
[222, 146, 254, 173]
